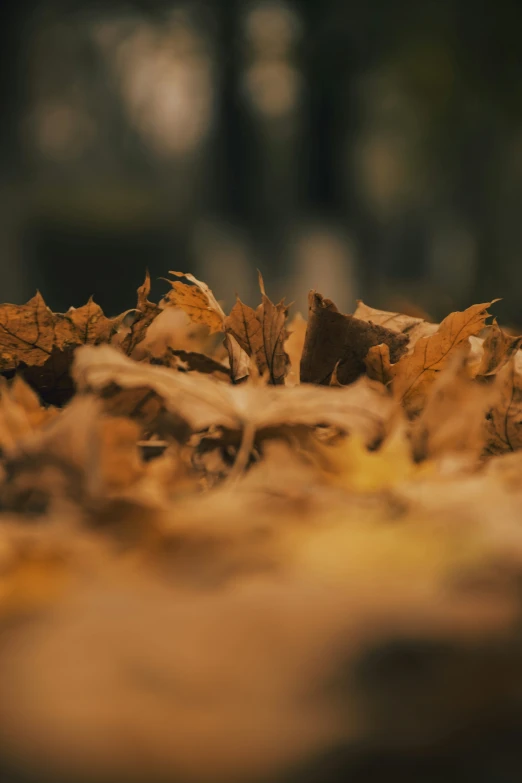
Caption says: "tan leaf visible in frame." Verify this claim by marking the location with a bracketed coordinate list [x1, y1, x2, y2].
[285, 313, 307, 387]
[409, 351, 494, 461]
[74, 345, 393, 450]
[163, 271, 225, 334]
[151, 347, 231, 382]
[364, 344, 393, 386]
[475, 321, 522, 378]
[392, 301, 495, 417]
[224, 333, 250, 383]
[354, 300, 438, 350]
[300, 292, 409, 386]
[484, 354, 522, 454]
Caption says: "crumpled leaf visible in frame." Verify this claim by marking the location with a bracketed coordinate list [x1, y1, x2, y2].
[120, 271, 162, 357]
[224, 333, 250, 383]
[474, 321, 522, 378]
[485, 353, 522, 455]
[392, 301, 495, 416]
[162, 271, 225, 334]
[364, 343, 394, 386]
[409, 351, 495, 461]
[150, 348, 231, 381]
[354, 300, 438, 351]
[73, 345, 393, 452]
[0, 377, 56, 453]
[300, 292, 409, 386]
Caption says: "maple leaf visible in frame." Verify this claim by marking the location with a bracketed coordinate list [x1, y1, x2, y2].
[0, 293, 128, 405]
[224, 298, 264, 372]
[392, 301, 495, 416]
[224, 272, 289, 385]
[300, 291, 409, 385]
[162, 271, 225, 334]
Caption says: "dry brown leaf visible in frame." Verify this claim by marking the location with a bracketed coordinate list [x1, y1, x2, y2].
[74, 345, 393, 451]
[474, 321, 522, 378]
[364, 343, 394, 385]
[354, 300, 438, 351]
[484, 354, 522, 454]
[257, 272, 290, 385]
[300, 292, 409, 386]
[392, 301, 495, 417]
[224, 274, 289, 385]
[409, 351, 495, 461]
[224, 298, 264, 374]
[150, 348, 231, 381]
[0, 377, 56, 453]
[0, 293, 128, 405]
[162, 271, 225, 334]
[119, 271, 162, 357]
[224, 333, 250, 383]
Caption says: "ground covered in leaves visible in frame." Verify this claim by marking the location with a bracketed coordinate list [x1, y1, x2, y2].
[1, 272, 522, 783]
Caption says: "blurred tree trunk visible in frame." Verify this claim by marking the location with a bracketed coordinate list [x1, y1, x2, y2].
[0, 4, 35, 302]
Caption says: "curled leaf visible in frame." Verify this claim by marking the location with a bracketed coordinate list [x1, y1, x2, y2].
[300, 292, 409, 386]
[475, 321, 522, 378]
[354, 300, 438, 351]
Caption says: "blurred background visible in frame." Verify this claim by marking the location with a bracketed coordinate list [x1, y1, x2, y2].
[2, 0, 522, 321]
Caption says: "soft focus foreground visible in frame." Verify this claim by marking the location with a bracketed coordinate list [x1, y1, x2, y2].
[1, 273, 522, 782]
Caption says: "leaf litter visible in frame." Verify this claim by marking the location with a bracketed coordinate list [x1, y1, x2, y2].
[0, 273, 522, 782]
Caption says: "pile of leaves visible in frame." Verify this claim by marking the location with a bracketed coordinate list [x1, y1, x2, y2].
[2, 272, 522, 783]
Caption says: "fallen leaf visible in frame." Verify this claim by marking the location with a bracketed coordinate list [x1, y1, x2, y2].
[474, 321, 522, 378]
[224, 333, 250, 383]
[257, 272, 290, 385]
[392, 301, 495, 416]
[364, 343, 394, 386]
[162, 271, 225, 334]
[485, 354, 522, 454]
[224, 274, 289, 385]
[300, 292, 409, 386]
[0, 293, 127, 405]
[410, 351, 494, 461]
[120, 271, 162, 356]
[73, 345, 394, 454]
[284, 312, 307, 386]
[354, 300, 438, 350]
[150, 348, 231, 381]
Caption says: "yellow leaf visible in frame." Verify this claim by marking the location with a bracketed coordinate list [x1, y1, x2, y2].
[163, 272, 225, 334]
